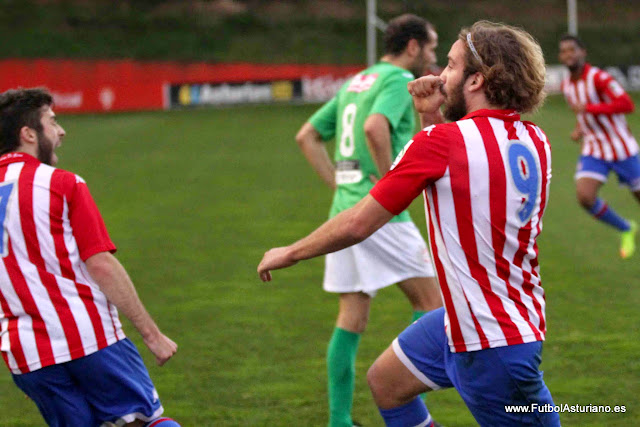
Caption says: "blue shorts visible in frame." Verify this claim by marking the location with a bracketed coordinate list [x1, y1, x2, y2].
[575, 154, 640, 191]
[12, 338, 163, 427]
[394, 308, 560, 426]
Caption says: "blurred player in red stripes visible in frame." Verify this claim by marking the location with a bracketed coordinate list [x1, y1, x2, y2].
[559, 34, 640, 259]
[0, 88, 179, 427]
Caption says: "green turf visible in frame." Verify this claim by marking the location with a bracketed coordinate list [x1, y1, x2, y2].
[0, 94, 638, 426]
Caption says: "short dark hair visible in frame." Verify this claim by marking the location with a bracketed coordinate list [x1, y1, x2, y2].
[0, 88, 53, 155]
[559, 34, 586, 49]
[384, 14, 432, 56]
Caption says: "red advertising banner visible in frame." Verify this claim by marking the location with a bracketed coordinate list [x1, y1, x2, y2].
[0, 59, 363, 113]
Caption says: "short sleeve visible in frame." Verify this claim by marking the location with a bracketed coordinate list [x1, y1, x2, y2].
[370, 74, 413, 129]
[308, 97, 338, 141]
[68, 177, 116, 261]
[370, 124, 451, 215]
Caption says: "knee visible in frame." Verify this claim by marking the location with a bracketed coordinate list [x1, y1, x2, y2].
[367, 362, 396, 408]
[366, 363, 386, 405]
[337, 312, 369, 334]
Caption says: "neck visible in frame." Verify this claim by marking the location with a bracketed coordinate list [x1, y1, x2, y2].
[380, 54, 411, 72]
[16, 144, 38, 160]
[466, 94, 502, 115]
[570, 63, 585, 80]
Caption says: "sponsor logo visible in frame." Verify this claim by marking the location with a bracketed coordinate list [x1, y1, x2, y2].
[302, 75, 352, 102]
[52, 91, 83, 109]
[346, 73, 378, 93]
[99, 87, 115, 110]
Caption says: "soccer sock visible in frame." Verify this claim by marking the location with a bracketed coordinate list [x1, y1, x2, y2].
[145, 418, 181, 427]
[587, 198, 631, 231]
[378, 396, 433, 427]
[412, 310, 428, 323]
[327, 327, 361, 427]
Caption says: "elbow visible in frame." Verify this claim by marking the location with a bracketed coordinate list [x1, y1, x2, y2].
[296, 124, 316, 148]
[363, 124, 382, 149]
[85, 252, 114, 282]
[345, 214, 375, 243]
[295, 129, 307, 147]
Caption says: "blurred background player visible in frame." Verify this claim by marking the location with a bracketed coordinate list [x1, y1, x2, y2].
[259, 20, 559, 427]
[0, 88, 179, 427]
[294, 13, 442, 427]
[559, 34, 640, 259]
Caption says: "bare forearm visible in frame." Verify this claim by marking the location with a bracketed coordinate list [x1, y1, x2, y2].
[367, 136, 392, 177]
[364, 114, 392, 177]
[86, 253, 160, 339]
[289, 195, 393, 261]
[300, 141, 336, 189]
[296, 122, 336, 189]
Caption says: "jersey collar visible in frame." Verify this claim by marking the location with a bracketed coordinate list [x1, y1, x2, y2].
[570, 63, 591, 82]
[460, 109, 520, 121]
[0, 152, 40, 167]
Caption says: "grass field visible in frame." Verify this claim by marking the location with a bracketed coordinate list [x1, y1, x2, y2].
[0, 94, 638, 426]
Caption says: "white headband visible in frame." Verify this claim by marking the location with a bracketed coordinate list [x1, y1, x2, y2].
[466, 33, 483, 64]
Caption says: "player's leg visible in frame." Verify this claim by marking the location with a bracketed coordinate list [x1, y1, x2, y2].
[12, 363, 96, 426]
[67, 338, 180, 426]
[397, 276, 442, 322]
[575, 156, 632, 233]
[367, 307, 452, 427]
[449, 341, 560, 427]
[327, 292, 371, 427]
[576, 176, 632, 229]
[612, 154, 640, 258]
[373, 220, 442, 322]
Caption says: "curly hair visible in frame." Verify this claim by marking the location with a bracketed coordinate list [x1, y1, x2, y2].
[458, 21, 546, 113]
[0, 88, 53, 155]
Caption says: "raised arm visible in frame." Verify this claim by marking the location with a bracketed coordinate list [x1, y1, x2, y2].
[85, 252, 177, 366]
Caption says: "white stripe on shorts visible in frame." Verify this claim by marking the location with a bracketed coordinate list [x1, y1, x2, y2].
[414, 413, 433, 427]
[392, 338, 442, 391]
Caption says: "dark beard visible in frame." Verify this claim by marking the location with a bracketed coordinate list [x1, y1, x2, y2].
[567, 63, 581, 73]
[37, 131, 55, 165]
[442, 80, 467, 122]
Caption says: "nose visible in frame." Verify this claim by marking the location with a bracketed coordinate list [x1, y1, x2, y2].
[59, 126, 66, 137]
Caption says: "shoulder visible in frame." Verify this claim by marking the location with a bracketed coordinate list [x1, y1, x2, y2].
[48, 167, 87, 197]
[415, 122, 461, 144]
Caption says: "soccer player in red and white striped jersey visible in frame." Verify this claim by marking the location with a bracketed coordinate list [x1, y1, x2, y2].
[0, 88, 180, 427]
[559, 34, 640, 259]
[259, 22, 559, 426]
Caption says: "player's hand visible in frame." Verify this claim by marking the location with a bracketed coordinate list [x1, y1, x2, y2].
[570, 102, 586, 113]
[258, 246, 297, 282]
[570, 127, 583, 142]
[408, 75, 445, 114]
[143, 332, 178, 366]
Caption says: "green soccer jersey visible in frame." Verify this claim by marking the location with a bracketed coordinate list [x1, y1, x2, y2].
[308, 62, 416, 222]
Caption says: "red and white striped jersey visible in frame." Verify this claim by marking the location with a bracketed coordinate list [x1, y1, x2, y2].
[371, 109, 552, 353]
[561, 63, 638, 161]
[0, 152, 124, 374]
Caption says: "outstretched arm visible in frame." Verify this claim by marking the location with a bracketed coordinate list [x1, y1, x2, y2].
[257, 194, 394, 281]
[86, 252, 177, 366]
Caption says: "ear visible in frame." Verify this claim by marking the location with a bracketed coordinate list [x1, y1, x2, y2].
[406, 39, 420, 58]
[466, 72, 485, 93]
[19, 126, 37, 146]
